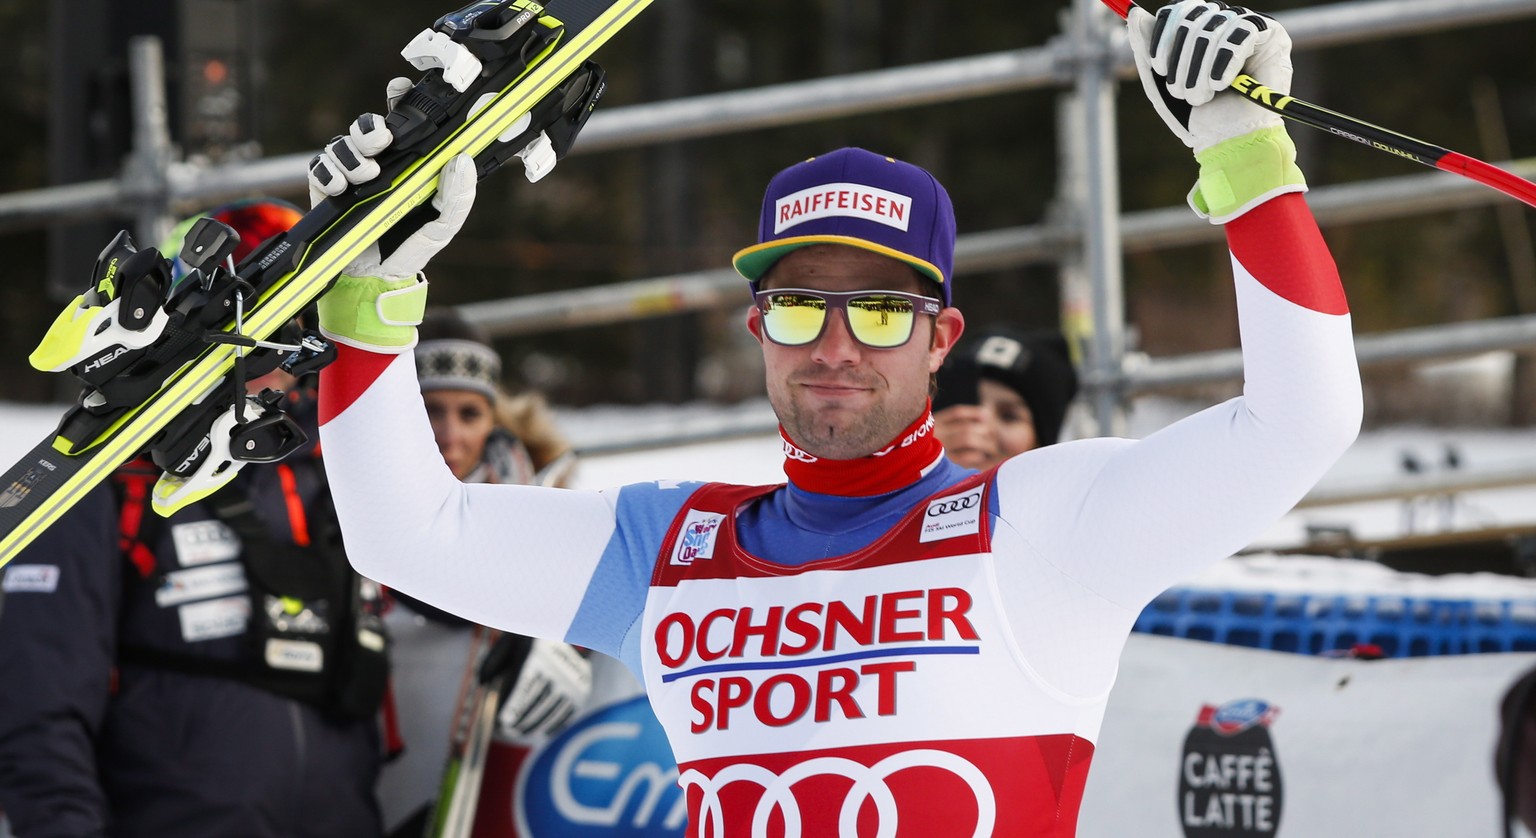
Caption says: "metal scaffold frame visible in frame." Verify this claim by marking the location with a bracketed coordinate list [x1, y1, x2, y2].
[4, 0, 1536, 440]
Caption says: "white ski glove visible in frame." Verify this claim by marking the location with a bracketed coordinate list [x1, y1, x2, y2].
[311, 78, 478, 352]
[1128, 1, 1306, 223]
[495, 638, 594, 741]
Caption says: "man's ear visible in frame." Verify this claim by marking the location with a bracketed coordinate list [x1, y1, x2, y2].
[929, 307, 965, 373]
[745, 304, 764, 343]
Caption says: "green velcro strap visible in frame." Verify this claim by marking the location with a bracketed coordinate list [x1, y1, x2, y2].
[317, 274, 428, 352]
[1189, 126, 1308, 224]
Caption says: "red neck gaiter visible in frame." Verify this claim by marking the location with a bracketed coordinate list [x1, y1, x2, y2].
[780, 404, 943, 497]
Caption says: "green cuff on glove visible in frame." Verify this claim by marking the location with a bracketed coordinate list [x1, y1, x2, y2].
[317, 274, 428, 353]
[1189, 126, 1308, 224]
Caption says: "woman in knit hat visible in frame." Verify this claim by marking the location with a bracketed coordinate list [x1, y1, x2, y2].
[933, 327, 1080, 470]
[412, 308, 574, 487]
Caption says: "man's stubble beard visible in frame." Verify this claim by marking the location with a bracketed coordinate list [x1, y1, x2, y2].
[773, 370, 922, 461]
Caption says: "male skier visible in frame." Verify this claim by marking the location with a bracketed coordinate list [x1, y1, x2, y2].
[310, 2, 1362, 834]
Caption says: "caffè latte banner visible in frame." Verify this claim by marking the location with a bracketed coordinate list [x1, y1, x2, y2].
[1080, 634, 1534, 838]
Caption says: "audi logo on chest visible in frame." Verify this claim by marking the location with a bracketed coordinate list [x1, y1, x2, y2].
[926, 494, 979, 517]
[920, 488, 984, 543]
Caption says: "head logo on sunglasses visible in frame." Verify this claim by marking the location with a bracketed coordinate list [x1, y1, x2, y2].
[754, 288, 942, 349]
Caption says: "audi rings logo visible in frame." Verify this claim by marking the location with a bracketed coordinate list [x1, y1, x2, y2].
[781, 438, 819, 463]
[920, 488, 983, 543]
[926, 494, 979, 517]
[679, 750, 996, 838]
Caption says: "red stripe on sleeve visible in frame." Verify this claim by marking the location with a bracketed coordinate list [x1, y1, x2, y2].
[1225, 193, 1349, 315]
[319, 344, 400, 425]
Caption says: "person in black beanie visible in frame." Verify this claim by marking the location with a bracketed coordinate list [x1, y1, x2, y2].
[933, 327, 1080, 469]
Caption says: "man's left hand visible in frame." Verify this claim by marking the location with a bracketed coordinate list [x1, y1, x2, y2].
[1127, 0, 1293, 152]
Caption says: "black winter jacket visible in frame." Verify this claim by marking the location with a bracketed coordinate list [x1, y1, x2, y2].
[0, 446, 383, 838]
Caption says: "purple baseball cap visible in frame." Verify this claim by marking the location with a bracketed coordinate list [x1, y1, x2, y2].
[731, 148, 957, 306]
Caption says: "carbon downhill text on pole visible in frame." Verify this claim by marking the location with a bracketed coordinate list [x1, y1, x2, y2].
[1103, 0, 1536, 209]
[0, 0, 653, 568]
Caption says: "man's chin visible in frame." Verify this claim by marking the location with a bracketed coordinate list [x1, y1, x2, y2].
[789, 420, 885, 460]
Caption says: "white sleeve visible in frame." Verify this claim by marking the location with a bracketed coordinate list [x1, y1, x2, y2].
[319, 350, 621, 642]
[1000, 272, 1360, 606]
[989, 195, 1362, 696]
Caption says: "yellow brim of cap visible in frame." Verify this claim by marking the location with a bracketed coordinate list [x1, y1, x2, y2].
[731, 235, 946, 286]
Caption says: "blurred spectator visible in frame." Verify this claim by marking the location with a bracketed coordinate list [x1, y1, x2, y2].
[933, 326, 1080, 469]
[1498, 664, 1536, 837]
[415, 309, 574, 487]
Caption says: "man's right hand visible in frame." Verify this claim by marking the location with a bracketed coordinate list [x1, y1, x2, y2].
[310, 82, 478, 353]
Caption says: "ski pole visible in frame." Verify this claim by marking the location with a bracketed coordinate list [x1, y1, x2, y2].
[1100, 0, 1536, 209]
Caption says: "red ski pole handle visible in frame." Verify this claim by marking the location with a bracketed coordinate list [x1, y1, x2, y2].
[1102, 0, 1536, 209]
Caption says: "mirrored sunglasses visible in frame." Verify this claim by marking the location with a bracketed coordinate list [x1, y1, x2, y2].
[754, 288, 942, 349]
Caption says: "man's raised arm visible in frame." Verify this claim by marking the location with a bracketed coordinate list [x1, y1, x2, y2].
[999, 2, 1362, 608]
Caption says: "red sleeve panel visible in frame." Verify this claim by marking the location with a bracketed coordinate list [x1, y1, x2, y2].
[318, 345, 400, 426]
[1225, 193, 1349, 316]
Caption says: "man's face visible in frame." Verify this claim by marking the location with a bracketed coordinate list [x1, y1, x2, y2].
[747, 244, 964, 460]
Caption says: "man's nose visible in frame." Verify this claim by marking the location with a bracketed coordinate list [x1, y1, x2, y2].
[810, 310, 862, 364]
